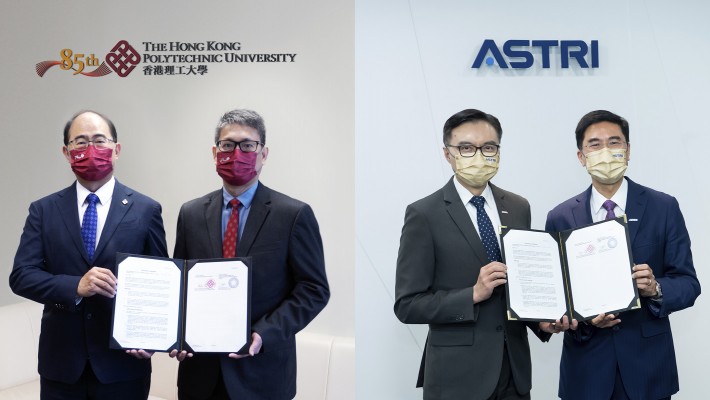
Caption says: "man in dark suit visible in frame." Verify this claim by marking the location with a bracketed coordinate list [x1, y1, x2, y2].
[394, 109, 569, 400]
[9, 110, 168, 399]
[170, 109, 330, 399]
[545, 110, 700, 400]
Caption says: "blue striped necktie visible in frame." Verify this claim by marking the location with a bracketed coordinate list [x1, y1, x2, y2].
[81, 193, 100, 259]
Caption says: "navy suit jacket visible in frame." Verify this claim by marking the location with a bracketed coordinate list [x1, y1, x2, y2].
[9, 180, 168, 384]
[173, 183, 330, 400]
[545, 177, 700, 400]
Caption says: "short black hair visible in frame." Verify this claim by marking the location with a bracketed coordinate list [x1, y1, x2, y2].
[63, 110, 117, 145]
[443, 109, 502, 144]
[215, 109, 266, 144]
[575, 110, 629, 150]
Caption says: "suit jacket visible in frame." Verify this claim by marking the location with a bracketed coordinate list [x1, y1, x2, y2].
[9, 180, 168, 384]
[173, 183, 330, 400]
[545, 177, 700, 400]
[394, 178, 550, 400]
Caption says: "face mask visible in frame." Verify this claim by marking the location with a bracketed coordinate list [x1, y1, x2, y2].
[584, 147, 627, 184]
[454, 152, 499, 187]
[216, 150, 258, 186]
[69, 145, 114, 181]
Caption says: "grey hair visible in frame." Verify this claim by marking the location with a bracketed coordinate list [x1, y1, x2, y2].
[214, 109, 266, 144]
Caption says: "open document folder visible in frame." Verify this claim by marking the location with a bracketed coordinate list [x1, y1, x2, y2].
[500, 217, 640, 322]
[110, 253, 252, 354]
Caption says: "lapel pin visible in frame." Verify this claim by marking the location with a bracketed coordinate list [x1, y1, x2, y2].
[122, 199, 128, 205]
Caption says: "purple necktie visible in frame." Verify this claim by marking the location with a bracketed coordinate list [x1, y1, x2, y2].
[602, 200, 617, 220]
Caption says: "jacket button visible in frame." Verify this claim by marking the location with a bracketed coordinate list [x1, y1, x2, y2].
[86, 313, 92, 320]
[496, 325, 503, 332]
[612, 325, 619, 331]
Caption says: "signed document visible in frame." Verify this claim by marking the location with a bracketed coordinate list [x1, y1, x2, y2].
[501, 217, 639, 322]
[111, 253, 251, 354]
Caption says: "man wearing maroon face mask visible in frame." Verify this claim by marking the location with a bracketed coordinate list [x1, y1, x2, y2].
[169, 109, 330, 400]
[9, 110, 168, 400]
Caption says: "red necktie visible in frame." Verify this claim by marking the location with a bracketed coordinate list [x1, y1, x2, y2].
[222, 199, 240, 258]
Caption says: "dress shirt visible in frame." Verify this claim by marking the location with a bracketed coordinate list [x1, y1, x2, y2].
[76, 177, 115, 252]
[590, 178, 628, 222]
[452, 177, 502, 248]
[221, 181, 258, 241]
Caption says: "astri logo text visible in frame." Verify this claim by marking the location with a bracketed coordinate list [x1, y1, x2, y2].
[472, 39, 599, 69]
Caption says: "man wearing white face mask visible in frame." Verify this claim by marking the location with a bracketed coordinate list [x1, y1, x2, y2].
[545, 110, 700, 400]
[394, 109, 569, 400]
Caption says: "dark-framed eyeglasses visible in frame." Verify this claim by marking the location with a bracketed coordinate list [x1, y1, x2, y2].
[216, 139, 263, 153]
[67, 135, 114, 150]
[583, 139, 628, 152]
[445, 143, 500, 157]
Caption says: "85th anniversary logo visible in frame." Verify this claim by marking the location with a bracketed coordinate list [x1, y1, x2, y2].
[36, 39, 297, 78]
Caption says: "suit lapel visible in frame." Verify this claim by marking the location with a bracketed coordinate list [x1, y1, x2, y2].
[54, 183, 90, 264]
[443, 179, 488, 266]
[94, 181, 133, 260]
[204, 190, 224, 258]
[490, 183, 512, 228]
[238, 184, 271, 255]
[623, 178, 647, 245]
[572, 186, 594, 227]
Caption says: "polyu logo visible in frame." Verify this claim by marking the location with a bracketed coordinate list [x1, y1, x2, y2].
[219, 156, 231, 163]
[472, 39, 599, 69]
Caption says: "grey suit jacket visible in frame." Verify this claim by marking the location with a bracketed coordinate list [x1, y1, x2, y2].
[173, 182, 330, 400]
[394, 178, 548, 400]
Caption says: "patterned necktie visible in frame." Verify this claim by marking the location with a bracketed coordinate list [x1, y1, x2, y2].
[470, 196, 501, 263]
[81, 193, 100, 259]
[602, 199, 617, 220]
[223, 198, 241, 258]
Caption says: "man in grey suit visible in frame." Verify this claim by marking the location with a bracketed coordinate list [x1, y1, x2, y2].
[170, 109, 330, 399]
[394, 109, 571, 400]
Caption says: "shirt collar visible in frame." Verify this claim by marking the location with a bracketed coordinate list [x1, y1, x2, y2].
[76, 177, 115, 205]
[590, 177, 628, 215]
[222, 181, 259, 209]
[452, 177, 494, 206]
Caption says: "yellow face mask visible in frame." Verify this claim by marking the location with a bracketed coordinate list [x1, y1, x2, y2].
[584, 147, 627, 184]
[454, 152, 499, 188]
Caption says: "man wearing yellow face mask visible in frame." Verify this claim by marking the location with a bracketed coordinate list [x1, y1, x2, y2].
[394, 109, 569, 400]
[545, 110, 700, 400]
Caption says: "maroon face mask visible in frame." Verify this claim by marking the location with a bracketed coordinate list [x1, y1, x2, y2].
[216, 150, 257, 186]
[69, 145, 114, 181]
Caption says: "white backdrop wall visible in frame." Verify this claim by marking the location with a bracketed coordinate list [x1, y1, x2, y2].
[356, 1, 708, 399]
[0, 0, 354, 341]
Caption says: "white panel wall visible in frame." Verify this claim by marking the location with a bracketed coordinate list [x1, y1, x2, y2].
[356, 1, 709, 399]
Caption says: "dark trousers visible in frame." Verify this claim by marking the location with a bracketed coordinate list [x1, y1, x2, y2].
[40, 362, 150, 400]
[178, 364, 230, 400]
[486, 345, 530, 400]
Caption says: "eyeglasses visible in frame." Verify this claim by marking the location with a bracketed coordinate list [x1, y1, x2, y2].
[67, 135, 114, 150]
[216, 139, 263, 153]
[583, 139, 628, 152]
[446, 143, 500, 157]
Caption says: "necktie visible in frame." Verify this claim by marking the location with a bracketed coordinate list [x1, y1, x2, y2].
[223, 198, 241, 258]
[470, 196, 501, 263]
[602, 199, 617, 220]
[81, 193, 100, 259]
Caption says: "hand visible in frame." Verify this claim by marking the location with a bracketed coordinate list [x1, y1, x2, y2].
[632, 264, 658, 297]
[229, 332, 263, 359]
[169, 349, 193, 362]
[539, 315, 578, 334]
[473, 262, 507, 304]
[126, 349, 153, 359]
[77, 267, 117, 298]
[589, 313, 620, 329]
